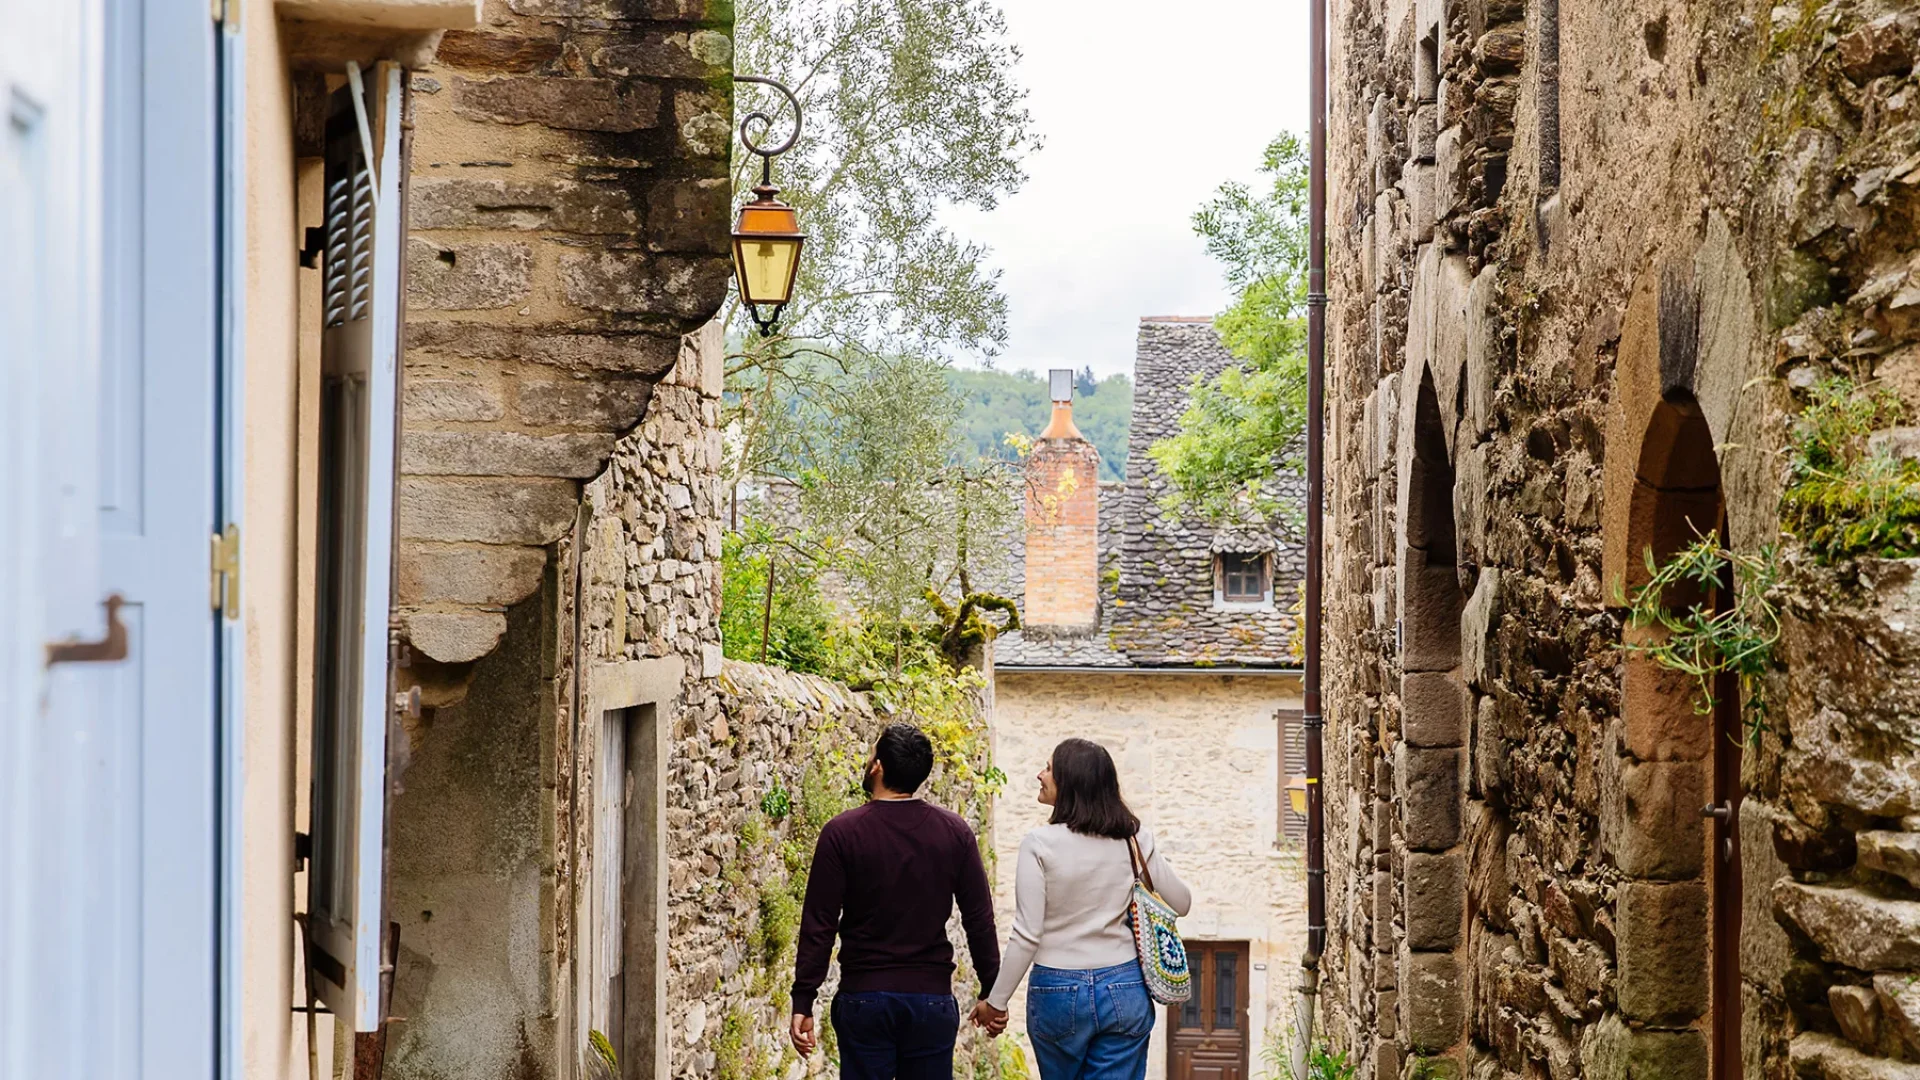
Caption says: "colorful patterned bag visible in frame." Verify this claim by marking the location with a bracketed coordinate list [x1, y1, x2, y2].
[1126, 834, 1192, 1005]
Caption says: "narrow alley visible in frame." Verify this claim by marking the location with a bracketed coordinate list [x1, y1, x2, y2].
[5, 2, 1920, 1080]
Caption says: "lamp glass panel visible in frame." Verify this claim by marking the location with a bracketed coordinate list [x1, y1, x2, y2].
[734, 236, 800, 306]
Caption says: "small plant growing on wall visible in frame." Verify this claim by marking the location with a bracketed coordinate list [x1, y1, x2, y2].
[1626, 536, 1781, 746]
[1781, 376, 1920, 558]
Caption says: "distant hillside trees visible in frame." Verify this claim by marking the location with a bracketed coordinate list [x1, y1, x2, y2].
[948, 366, 1133, 482]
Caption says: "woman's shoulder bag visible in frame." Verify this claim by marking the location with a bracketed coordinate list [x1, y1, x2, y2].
[1125, 833, 1192, 1004]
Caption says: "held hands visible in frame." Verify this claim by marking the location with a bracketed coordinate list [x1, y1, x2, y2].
[789, 1014, 818, 1056]
[969, 1001, 1009, 1036]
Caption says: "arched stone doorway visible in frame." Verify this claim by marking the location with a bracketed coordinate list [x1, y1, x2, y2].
[1617, 392, 1741, 1080]
[1394, 367, 1469, 1062]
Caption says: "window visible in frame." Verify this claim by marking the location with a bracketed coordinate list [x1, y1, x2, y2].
[305, 63, 406, 1034]
[1278, 709, 1306, 844]
[1218, 553, 1270, 604]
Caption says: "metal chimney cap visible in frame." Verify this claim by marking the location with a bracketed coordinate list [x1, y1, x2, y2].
[1049, 369, 1074, 404]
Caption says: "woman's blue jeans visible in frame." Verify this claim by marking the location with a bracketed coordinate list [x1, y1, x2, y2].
[1025, 961, 1155, 1080]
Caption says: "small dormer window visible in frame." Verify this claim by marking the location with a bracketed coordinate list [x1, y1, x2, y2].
[1218, 552, 1271, 605]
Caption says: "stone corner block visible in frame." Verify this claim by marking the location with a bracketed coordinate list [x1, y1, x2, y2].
[405, 238, 533, 312]
[1401, 951, 1464, 1052]
[1403, 850, 1466, 950]
[1601, 756, 1705, 880]
[1616, 880, 1708, 1026]
[405, 609, 508, 664]
[1578, 1014, 1707, 1080]
[400, 476, 580, 546]
[1395, 743, 1464, 851]
[397, 542, 547, 608]
[1401, 671, 1467, 748]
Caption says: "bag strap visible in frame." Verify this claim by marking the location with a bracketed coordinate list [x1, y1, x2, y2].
[1127, 834, 1157, 894]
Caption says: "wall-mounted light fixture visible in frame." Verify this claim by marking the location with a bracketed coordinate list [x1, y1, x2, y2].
[732, 75, 805, 337]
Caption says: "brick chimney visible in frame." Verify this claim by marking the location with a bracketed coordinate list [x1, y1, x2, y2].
[1024, 370, 1101, 628]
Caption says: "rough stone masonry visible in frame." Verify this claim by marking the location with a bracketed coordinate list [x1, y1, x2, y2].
[396, 0, 733, 686]
[1322, 1, 1920, 1079]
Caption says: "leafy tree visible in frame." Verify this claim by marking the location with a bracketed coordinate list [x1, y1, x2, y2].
[724, 352, 1022, 673]
[1149, 133, 1310, 521]
[719, 0, 1034, 679]
[725, 0, 1039, 486]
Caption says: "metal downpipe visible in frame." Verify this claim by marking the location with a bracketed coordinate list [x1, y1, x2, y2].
[1294, 0, 1329, 1068]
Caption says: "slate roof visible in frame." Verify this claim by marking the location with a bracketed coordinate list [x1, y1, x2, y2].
[995, 318, 1306, 670]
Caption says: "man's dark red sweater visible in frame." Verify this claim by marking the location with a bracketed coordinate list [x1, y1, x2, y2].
[790, 798, 1001, 1016]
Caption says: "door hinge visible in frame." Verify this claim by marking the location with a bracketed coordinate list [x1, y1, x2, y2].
[210, 0, 239, 31]
[210, 524, 240, 621]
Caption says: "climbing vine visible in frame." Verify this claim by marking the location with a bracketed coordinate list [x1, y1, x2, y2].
[1625, 537, 1781, 746]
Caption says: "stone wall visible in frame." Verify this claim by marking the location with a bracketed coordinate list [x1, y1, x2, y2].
[391, 326, 1006, 1080]
[991, 670, 1309, 1080]
[396, 0, 733, 679]
[1324, 1, 1920, 1079]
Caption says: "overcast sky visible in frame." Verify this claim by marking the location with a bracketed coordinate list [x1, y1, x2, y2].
[944, 0, 1311, 380]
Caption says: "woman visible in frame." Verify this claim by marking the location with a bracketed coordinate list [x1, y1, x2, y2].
[970, 738, 1192, 1080]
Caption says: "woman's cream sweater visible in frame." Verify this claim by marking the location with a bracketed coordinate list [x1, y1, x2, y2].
[984, 823, 1193, 1009]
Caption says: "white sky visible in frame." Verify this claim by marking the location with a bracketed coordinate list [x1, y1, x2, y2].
[944, 0, 1311, 380]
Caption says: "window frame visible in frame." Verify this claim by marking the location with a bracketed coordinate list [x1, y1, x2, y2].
[1215, 551, 1273, 607]
[304, 63, 406, 1034]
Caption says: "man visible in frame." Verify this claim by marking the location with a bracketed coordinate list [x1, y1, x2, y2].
[789, 723, 1006, 1079]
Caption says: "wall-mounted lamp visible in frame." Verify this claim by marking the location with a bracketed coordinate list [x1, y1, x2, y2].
[732, 75, 805, 337]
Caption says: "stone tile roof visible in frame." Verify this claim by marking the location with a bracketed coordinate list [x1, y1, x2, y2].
[995, 319, 1305, 669]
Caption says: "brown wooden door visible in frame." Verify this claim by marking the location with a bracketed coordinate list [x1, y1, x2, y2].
[1710, 527, 1743, 1080]
[1168, 942, 1250, 1080]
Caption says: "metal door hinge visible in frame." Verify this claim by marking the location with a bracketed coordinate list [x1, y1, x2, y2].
[211, 0, 239, 31]
[210, 524, 240, 620]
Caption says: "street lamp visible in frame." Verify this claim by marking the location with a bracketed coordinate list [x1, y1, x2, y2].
[733, 75, 805, 337]
[1286, 774, 1309, 817]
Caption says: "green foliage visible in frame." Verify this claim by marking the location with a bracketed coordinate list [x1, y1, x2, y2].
[1258, 1036, 1354, 1080]
[948, 366, 1134, 481]
[798, 740, 865, 844]
[739, 813, 767, 851]
[715, 1008, 750, 1080]
[1781, 377, 1920, 558]
[1151, 132, 1311, 522]
[720, 522, 839, 672]
[759, 780, 793, 821]
[730, 0, 1035, 356]
[588, 1029, 619, 1080]
[752, 880, 801, 968]
[1626, 537, 1781, 746]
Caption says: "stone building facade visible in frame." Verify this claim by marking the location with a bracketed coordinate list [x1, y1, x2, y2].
[992, 319, 1309, 1080]
[1321, 1, 1920, 1079]
[359, 4, 881, 1078]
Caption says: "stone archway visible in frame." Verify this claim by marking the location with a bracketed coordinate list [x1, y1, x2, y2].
[1394, 366, 1470, 1064]
[1614, 392, 1741, 1080]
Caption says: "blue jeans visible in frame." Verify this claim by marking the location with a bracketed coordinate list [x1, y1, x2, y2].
[830, 991, 958, 1080]
[1025, 962, 1155, 1080]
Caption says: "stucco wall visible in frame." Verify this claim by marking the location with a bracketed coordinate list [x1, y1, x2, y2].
[990, 670, 1308, 1080]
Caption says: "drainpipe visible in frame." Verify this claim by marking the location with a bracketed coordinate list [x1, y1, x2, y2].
[1294, 0, 1328, 1070]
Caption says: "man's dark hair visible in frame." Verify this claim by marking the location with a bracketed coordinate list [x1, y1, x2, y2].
[1048, 738, 1140, 839]
[874, 723, 935, 794]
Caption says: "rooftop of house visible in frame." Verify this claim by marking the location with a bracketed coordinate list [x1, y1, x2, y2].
[993, 318, 1305, 670]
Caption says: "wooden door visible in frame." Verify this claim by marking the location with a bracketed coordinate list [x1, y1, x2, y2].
[1709, 521, 1743, 1080]
[1168, 942, 1250, 1080]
